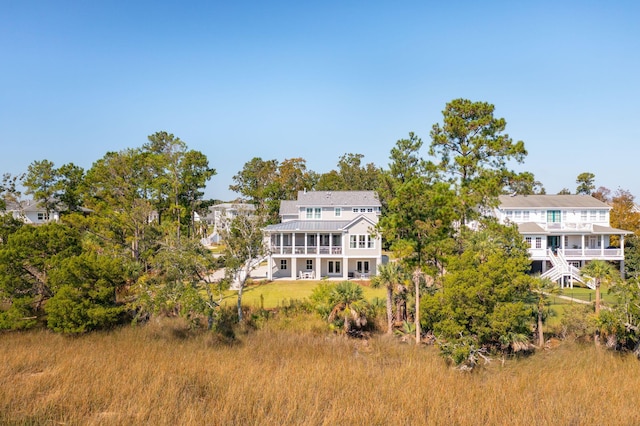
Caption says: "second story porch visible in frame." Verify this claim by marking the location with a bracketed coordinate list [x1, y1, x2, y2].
[269, 231, 345, 256]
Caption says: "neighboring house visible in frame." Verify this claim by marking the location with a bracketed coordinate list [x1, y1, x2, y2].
[264, 190, 382, 280]
[5, 200, 60, 224]
[495, 194, 632, 287]
[201, 202, 256, 245]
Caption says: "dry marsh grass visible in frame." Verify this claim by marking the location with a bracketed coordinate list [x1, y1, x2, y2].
[2, 319, 640, 425]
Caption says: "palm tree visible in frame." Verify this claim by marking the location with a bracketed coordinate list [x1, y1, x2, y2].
[581, 260, 619, 316]
[371, 262, 405, 334]
[530, 277, 560, 347]
[581, 260, 620, 345]
[327, 281, 369, 334]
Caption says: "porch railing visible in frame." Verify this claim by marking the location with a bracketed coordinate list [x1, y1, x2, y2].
[270, 245, 343, 255]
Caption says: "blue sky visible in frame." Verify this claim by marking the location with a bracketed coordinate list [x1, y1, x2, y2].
[1, 1, 638, 201]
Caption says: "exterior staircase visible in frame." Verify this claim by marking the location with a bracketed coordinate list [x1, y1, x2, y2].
[541, 249, 595, 289]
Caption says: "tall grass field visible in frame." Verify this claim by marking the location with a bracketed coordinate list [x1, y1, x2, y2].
[2, 317, 640, 425]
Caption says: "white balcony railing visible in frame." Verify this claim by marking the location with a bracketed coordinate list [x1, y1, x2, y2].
[270, 245, 342, 255]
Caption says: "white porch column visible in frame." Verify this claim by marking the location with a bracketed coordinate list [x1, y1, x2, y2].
[292, 258, 297, 279]
[316, 256, 321, 279]
[267, 254, 273, 280]
[342, 235, 348, 280]
[600, 235, 604, 256]
[581, 235, 585, 257]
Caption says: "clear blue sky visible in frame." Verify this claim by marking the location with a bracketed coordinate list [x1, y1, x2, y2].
[1, 1, 638, 201]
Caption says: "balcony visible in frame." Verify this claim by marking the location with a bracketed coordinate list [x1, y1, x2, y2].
[270, 245, 342, 256]
[544, 248, 623, 259]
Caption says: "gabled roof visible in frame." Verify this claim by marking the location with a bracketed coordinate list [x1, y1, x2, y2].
[517, 222, 549, 234]
[343, 214, 378, 231]
[279, 200, 298, 216]
[499, 194, 610, 209]
[295, 190, 380, 207]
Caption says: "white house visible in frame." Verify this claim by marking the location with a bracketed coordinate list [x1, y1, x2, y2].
[495, 194, 632, 287]
[264, 191, 382, 280]
[201, 202, 256, 245]
[5, 200, 60, 224]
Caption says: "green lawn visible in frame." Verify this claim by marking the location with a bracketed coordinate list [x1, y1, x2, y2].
[222, 280, 386, 309]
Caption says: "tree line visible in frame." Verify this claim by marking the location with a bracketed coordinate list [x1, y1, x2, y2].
[2, 99, 640, 366]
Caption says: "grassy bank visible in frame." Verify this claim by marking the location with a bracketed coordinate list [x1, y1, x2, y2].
[222, 279, 386, 309]
[2, 319, 640, 425]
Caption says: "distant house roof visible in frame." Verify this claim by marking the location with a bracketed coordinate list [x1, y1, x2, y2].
[5, 200, 47, 212]
[295, 190, 380, 207]
[210, 203, 255, 211]
[498, 195, 610, 209]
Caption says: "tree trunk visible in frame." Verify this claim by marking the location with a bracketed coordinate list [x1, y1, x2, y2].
[237, 283, 244, 322]
[386, 285, 393, 334]
[537, 307, 544, 347]
[413, 268, 421, 344]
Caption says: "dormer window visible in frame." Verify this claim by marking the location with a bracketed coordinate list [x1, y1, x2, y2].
[335, 207, 341, 217]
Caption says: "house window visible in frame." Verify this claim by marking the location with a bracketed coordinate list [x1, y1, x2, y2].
[360, 208, 366, 213]
[332, 234, 342, 247]
[535, 237, 542, 249]
[314, 208, 321, 219]
[599, 210, 606, 221]
[590, 210, 597, 220]
[514, 210, 522, 221]
[350, 234, 374, 249]
[547, 210, 561, 223]
[328, 261, 341, 274]
[306, 208, 313, 219]
[564, 236, 569, 247]
[506, 210, 513, 220]
[367, 208, 373, 213]
[581, 210, 587, 221]
[353, 208, 358, 213]
[525, 237, 532, 247]
[319, 234, 329, 246]
[356, 261, 370, 273]
[335, 207, 341, 217]
[523, 211, 529, 221]
[306, 259, 313, 270]
[367, 237, 375, 249]
[37, 212, 49, 221]
[280, 260, 287, 270]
